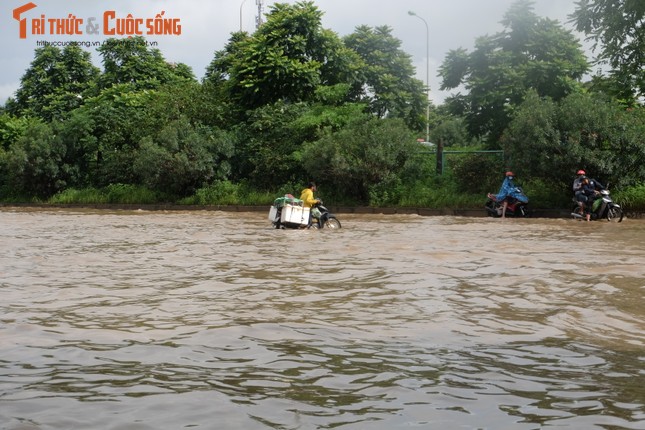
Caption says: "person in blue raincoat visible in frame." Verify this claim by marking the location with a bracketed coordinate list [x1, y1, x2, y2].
[487, 171, 527, 218]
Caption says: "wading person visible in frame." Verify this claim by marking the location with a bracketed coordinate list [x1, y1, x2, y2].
[488, 171, 517, 219]
[300, 182, 321, 226]
[573, 169, 605, 220]
[573, 169, 587, 212]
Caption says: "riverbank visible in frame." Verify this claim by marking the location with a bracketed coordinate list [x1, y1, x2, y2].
[2, 202, 643, 219]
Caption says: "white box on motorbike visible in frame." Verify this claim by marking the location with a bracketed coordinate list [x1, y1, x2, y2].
[268, 205, 279, 221]
[280, 204, 309, 226]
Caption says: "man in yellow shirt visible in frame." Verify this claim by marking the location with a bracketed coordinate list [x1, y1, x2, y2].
[300, 182, 320, 208]
[300, 182, 321, 226]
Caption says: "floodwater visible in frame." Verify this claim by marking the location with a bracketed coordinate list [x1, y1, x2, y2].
[1, 208, 644, 430]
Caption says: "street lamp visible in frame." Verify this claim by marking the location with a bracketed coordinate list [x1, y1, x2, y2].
[408, 10, 430, 144]
[240, 0, 247, 31]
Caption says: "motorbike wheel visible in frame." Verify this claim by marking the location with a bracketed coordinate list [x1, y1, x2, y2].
[572, 205, 584, 220]
[518, 205, 530, 217]
[325, 217, 341, 229]
[485, 201, 498, 217]
[606, 206, 624, 223]
[312, 217, 341, 229]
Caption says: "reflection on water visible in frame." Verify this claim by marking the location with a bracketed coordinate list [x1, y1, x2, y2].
[1, 208, 644, 429]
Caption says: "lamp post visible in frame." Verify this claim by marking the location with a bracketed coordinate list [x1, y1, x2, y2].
[240, 0, 247, 31]
[408, 10, 430, 144]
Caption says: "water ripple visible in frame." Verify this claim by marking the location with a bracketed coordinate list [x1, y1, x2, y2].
[1, 209, 643, 429]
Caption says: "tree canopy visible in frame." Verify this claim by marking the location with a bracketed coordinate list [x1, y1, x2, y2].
[571, 0, 645, 102]
[98, 36, 196, 90]
[502, 90, 645, 189]
[439, 0, 588, 144]
[344, 25, 425, 130]
[205, 2, 361, 113]
[11, 45, 99, 121]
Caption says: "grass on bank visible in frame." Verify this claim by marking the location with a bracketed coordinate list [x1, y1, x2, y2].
[49, 184, 161, 205]
[17, 180, 645, 212]
[614, 183, 645, 212]
[47, 182, 281, 207]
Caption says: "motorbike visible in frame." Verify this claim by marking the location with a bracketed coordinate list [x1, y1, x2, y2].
[571, 189, 623, 222]
[485, 188, 529, 217]
[270, 199, 341, 229]
[308, 201, 342, 229]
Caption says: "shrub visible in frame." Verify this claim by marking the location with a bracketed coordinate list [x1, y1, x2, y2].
[105, 184, 159, 204]
[614, 183, 645, 211]
[448, 152, 504, 194]
[50, 188, 107, 204]
[189, 181, 240, 205]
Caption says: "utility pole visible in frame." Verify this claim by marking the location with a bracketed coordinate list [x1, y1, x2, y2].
[408, 11, 430, 144]
[255, 0, 264, 28]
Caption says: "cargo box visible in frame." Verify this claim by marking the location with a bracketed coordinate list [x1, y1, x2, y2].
[268, 205, 279, 221]
[273, 196, 303, 208]
[280, 204, 310, 226]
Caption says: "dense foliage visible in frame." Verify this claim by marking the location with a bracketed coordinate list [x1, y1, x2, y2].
[1, 1, 644, 211]
[571, 0, 645, 102]
[501, 91, 645, 206]
[439, 0, 589, 144]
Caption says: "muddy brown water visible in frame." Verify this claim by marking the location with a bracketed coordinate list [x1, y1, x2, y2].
[1, 208, 643, 429]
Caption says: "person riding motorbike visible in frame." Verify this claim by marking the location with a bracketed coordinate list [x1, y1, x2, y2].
[300, 182, 321, 225]
[579, 178, 596, 221]
[573, 169, 588, 213]
[573, 170, 605, 221]
[573, 169, 586, 194]
[487, 171, 518, 219]
[300, 182, 320, 208]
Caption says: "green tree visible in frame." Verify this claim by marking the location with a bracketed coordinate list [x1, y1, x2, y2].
[430, 116, 474, 147]
[83, 85, 152, 148]
[53, 109, 98, 188]
[502, 91, 645, 189]
[97, 36, 195, 90]
[10, 44, 99, 121]
[439, 0, 588, 144]
[213, 2, 361, 113]
[67, 72, 210, 189]
[343, 25, 425, 130]
[499, 91, 563, 180]
[300, 117, 415, 203]
[292, 85, 368, 135]
[2, 120, 65, 198]
[144, 81, 221, 129]
[571, 0, 645, 102]
[231, 87, 370, 191]
[203, 33, 254, 127]
[134, 118, 234, 196]
[0, 114, 30, 150]
[204, 32, 251, 87]
[232, 102, 311, 188]
[556, 93, 645, 187]
[74, 84, 157, 186]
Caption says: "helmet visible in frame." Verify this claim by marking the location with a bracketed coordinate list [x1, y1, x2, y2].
[577, 169, 586, 175]
[505, 171, 514, 177]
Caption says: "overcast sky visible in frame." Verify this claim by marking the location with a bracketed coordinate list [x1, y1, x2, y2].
[1, 0, 591, 105]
